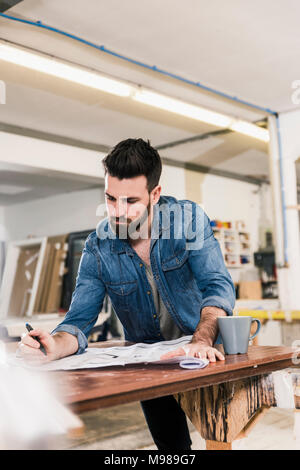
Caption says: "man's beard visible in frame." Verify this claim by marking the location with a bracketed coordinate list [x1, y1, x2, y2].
[109, 200, 151, 240]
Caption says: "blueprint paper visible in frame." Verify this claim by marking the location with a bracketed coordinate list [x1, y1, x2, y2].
[9, 335, 209, 371]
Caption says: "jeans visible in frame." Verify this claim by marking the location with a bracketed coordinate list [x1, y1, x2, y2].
[140, 395, 192, 450]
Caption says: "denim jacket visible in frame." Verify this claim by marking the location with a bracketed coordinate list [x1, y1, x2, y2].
[52, 195, 236, 353]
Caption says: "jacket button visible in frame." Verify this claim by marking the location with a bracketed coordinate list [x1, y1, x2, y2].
[140, 263, 143, 267]
[153, 314, 157, 319]
[147, 290, 151, 295]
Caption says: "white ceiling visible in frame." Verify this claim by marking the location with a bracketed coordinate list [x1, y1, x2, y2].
[2, 0, 298, 113]
[1, 0, 297, 198]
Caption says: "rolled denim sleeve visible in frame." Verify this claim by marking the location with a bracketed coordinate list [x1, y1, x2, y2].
[51, 234, 106, 354]
[51, 324, 88, 355]
[187, 207, 236, 316]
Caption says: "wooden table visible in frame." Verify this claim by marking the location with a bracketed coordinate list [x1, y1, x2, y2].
[53, 343, 300, 450]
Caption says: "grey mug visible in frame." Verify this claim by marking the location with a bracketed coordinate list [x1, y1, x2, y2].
[217, 316, 261, 355]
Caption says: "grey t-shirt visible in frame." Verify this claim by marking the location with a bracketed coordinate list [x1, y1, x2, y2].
[144, 262, 184, 341]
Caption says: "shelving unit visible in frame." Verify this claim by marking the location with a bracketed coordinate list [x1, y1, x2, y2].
[212, 226, 252, 268]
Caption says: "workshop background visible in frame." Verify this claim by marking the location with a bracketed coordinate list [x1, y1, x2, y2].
[0, 0, 299, 450]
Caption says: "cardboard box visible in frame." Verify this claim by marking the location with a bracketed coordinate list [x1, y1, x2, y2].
[239, 280, 262, 300]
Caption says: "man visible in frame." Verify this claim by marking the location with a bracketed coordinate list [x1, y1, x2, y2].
[19, 138, 235, 450]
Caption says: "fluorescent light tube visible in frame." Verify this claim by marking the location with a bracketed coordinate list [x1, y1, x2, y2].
[134, 90, 269, 142]
[0, 42, 132, 97]
[229, 120, 270, 142]
[134, 90, 233, 127]
[0, 42, 270, 142]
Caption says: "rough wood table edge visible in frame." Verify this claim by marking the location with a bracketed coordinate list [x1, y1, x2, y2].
[65, 355, 295, 414]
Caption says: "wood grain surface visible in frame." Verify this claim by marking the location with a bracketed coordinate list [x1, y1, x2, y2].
[175, 374, 276, 441]
[52, 344, 296, 413]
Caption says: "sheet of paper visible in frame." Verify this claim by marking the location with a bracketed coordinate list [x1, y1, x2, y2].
[9, 335, 209, 371]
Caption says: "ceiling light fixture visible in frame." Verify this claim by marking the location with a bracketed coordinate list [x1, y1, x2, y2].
[0, 42, 132, 97]
[133, 90, 269, 142]
[229, 120, 269, 142]
[0, 41, 269, 142]
[133, 89, 233, 128]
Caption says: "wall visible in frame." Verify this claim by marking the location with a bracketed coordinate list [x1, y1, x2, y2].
[160, 164, 275, 285]
[0, 131, 269, 251]
[162, 163, 266, 254]
[0, 206, 6, 285]
[3, 161, 269, 254]
[200, 174, 261, 253]
[3, 187, 104, 241]
[0, 132, 272, 272]
[0, 206, 6, 241]
[268, 112, 300, 309]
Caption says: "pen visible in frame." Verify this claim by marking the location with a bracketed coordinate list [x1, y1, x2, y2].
[25, 323, 47, 355]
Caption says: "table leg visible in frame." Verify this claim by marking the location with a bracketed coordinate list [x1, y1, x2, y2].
[205, 406, 270, 450]
[174, 374, 276, 447]
[205, 440, 233, 450]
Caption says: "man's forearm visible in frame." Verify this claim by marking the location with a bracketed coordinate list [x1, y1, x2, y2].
[52, 331, 79, 360]
[160, 306, 227, 362]
[191, 306, 227, 346]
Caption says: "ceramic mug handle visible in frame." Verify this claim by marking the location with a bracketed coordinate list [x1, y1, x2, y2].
[249, 318, 261, 341]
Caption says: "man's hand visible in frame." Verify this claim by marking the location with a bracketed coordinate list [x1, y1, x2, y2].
[17, 328, 79, 365]
[17, 328, 58, 364]
[160, 306, 228, 363]
[160, 342, 224, 362]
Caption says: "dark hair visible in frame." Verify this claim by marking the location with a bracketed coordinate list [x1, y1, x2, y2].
[102, 138, 162, 192]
